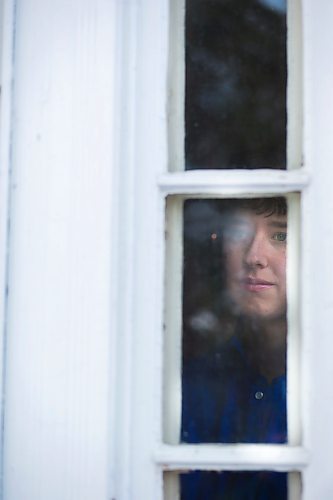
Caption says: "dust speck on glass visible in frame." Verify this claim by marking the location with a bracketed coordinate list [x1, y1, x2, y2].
[185, 0, 287, 170]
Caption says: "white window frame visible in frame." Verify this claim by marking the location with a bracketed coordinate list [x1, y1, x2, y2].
[112, 0, 333, 499]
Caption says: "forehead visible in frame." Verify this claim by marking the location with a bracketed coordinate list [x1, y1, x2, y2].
[226, 209, 287, 226]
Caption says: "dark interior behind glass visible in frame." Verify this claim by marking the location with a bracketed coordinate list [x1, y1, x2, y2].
[185, 0, 287, 170]
[180, 470, 288, 499]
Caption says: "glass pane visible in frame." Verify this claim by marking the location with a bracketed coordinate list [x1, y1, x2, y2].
[164, 471, 301, 499]
[185, 0, 287, 170]
[181, 198, 287, 443]
[180, 470, 288, 499]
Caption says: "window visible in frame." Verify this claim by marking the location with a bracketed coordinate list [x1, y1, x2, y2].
[163, 0, 303, 497]
[112, 0, 333, 499]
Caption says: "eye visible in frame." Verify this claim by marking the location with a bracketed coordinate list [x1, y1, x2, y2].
[272, 231, 287, 242]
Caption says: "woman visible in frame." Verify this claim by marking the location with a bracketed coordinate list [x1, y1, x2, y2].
[181, 198, 288, 499]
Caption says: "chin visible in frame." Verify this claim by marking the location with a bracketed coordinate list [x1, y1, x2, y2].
[245, 311, 286, 323]
[232, 300, 286, 323]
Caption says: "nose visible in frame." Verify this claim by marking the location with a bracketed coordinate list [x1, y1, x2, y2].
[244, 233, 268, 269]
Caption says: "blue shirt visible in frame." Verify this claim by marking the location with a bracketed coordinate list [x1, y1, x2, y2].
[181, 336, 287, 499]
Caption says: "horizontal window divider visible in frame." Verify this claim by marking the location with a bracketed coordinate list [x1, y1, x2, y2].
[158, 168, 310, 196]
[155, 444, 310, 471]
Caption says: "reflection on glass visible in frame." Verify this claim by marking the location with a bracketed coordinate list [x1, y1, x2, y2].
[180, 470, 287, 500]
[185, 0, 287, 169]
[181, 198, 287, 445]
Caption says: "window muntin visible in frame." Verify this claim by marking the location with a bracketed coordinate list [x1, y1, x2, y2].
[185, 0, 287, 170]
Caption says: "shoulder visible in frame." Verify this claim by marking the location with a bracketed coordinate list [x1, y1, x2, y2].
[182, 337, 245, 381]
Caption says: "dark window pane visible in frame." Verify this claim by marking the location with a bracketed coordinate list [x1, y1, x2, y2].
[181, 198, 287, 443]
[180, 470, 288, 500]
[185, 0, 287, 170]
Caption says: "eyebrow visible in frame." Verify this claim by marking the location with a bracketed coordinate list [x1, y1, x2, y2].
[268, 221, 287, 229]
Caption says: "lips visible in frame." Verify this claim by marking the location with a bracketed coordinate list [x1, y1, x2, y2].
[241, 277, 275, 292]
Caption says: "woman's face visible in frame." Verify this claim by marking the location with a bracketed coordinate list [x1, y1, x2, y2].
[223, 209, 287, 321]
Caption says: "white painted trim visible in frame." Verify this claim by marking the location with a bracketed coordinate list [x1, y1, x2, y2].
[110, 0, 169, 499]
[168, 0, 185, 172]
[300, 0, 333, 498]
[287, 194, 302, 447]
[163, 198, 183, 445]
[155, 444, 310, 471]
[288, 472, 302, 500]
[287, 0, 303, 169]
[163, 472, 180, 500]
[158, 168, 310, 195]
[110, 1, 140, 497]
[0, 0, 15, 494]
[2, 1, 118, 498]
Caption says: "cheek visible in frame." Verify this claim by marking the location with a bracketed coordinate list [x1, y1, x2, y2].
[274, 252, 287, 284]
[224, 247, 243, 278]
